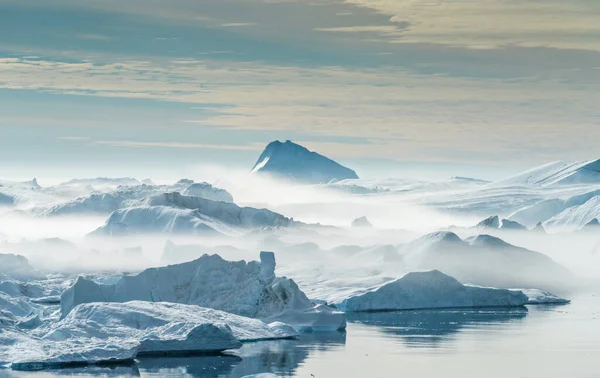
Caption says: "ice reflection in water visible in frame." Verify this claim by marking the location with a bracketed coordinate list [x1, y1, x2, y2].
[346, 308, 528, 348]
[138, 331, 346, 377]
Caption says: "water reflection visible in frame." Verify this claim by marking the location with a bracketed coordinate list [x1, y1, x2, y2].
[2, 365, 142, 377]
[347, 308, 528, 348]
[138, 332, 346, 377]
[137, 354, 242, 377]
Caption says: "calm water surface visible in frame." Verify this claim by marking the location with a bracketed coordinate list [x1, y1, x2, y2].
[4, 293, 600, 378]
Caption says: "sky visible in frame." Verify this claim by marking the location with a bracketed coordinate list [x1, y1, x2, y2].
[1, 0, 599, 182]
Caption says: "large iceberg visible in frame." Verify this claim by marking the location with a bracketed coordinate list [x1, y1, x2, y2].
[401, 232, 572, 292]
[60, 252, 346, 332]
[496, 159, 600, 186]
[337, 270, 529, 312]
[33, 179, 234, 217]
[4, 301, 294, 370]
[92, 192, 295, 236]
[251, 140, 359, 184]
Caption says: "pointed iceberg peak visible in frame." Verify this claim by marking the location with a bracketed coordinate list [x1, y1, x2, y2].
[251, 140, 359, 184]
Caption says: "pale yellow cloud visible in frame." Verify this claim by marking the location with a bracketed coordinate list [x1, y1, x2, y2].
[314, 25, 399, 33]
[1, 57, 598, 165]
[57, 136, 91, 141]
[344, 0, 600, 51]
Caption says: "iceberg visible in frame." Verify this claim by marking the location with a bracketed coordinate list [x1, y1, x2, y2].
[0, 254, 42, 281]
[251, 140, 359, 184]
[401, 232, 572, 292]
[181, 182, 233, 203]
[92, 192, 295, 236]
[495, 159, 600, 186]
[519, 289, 570, 305]
[337, 270, 529, 312]
[60, 252, 346, 332]
[351, 216, 373, 228]
[475, 215, 526, 230]
[33, 180, 233, 217]
[4, 301, 282, 370]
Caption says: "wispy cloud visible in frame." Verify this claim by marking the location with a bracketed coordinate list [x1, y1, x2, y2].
[57, 136, 91, 141]
[2, 56, 599, 164]
[76, 34, 114, 42]
[220, 23, 257, 27]
[94, 140, 263, 151]
[314, 26, 399, 34]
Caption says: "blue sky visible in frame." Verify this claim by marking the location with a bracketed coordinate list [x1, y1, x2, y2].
[1, 0, 599, 181]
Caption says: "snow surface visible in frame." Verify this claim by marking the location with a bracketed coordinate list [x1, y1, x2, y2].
[337, 270, 529, 312]
[251, 140, 359, 184]
[495, 160, 600, 187]
[60, 252, 346, 332]
[181, 182, 233, 203]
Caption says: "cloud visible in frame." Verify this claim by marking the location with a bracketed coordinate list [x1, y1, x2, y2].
[94, 140, 263, 151]
[343, 0, 600, 51]
[57, 136, 91, 141]
[2, 56, 599, 165]
[76, 34, 114, 42]
[219, 23, 257, 27]
[314, 26, 399, 33]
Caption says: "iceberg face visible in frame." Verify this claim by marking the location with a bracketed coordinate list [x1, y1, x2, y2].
[92, 192, 295, 236]
[337, 270, 529, 312]
[60, 252, 346, 332]
[251, 140, 359, 184]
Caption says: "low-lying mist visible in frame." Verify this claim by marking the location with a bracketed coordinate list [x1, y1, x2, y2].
[1, 168, 599, 301]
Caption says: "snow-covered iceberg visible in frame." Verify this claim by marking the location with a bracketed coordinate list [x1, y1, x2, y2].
[337, 270, 529, 312]
[32, 180, 234, 217]
[4, 301, 283, 370]
[476, 215, 526, 230]
[60, 252, 346, 332]
[251, 140, 358, 184]
[181, 182, 233, 203]
[92, 192, 295, 236]
[496, 159, 600, 186]
[519, 289, 570, 305]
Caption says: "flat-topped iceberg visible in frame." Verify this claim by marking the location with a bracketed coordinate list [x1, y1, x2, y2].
[60, 252, 346, 332]
[4, 301, 279, 370]
[337, 270, 529, 312]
